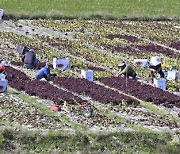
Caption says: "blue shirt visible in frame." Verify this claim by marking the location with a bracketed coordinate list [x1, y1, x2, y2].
[36, 66, 50, 79]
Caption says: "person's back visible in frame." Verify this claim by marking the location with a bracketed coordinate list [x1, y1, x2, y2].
[36, 65, 50, 80]
[23, 51, 36, 65]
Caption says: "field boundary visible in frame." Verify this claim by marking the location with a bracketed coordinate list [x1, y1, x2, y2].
[2, 13, 180, 21]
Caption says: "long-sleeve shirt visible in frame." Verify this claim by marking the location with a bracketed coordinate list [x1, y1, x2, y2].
[117, 65, 135, 76]
[22, 51, 36, 65]
[35, 66, 50, 79]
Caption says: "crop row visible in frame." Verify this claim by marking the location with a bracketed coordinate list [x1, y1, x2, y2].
[0, 31, 113, 79]
[100, 77, 180, 108]
[52, 77, 139, 106]
[35, 34, 120, 69]
[6, 67, 82, 104]
[32, 19, 180, 58]
[6, 66, 139, 106]
[1, 52, 179, 130]
[120, 21, 180, 50]
[0, 21, 179, 98]
[74, 29, 180, 59]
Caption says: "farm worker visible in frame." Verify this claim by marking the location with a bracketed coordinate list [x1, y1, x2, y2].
[0, 61, 10, 78]
[35, 62, 51, 80]
[22, 49, 38, 69]
[0, 61, 9, 92]
[116, 61, 137, 79]
[148, 56, 164, 82]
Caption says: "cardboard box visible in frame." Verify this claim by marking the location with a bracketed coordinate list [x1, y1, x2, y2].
[81, 70, 93, 81]
[0, 9, 3, 20]
[53, 58, 69, 71]
[0, 79, 8, 92]
[153, 78, 166, 91]
[133, 59, 148, 67]
[167, 70, 179, 81]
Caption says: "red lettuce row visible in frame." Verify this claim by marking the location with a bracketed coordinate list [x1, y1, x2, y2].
[106, 34, 140, 43]
[52, 77, 139, 105]
[169, 41, 180, 50]
[6, 67, 82, 104]
[100, 77, 180, 108]
[134, 44, 180, 58]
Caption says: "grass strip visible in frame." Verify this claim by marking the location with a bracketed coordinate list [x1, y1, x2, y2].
[0, 0, 179, 20]
[0, 127, 179, 153]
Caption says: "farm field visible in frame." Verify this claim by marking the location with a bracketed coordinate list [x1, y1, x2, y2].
[0, 0, 180, 19]
[0, 19, 180, 153]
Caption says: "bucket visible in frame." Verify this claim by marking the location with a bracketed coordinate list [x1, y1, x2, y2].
[51, 105, 61, 111]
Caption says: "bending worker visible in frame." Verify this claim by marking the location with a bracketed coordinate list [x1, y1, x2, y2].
[36, 62, 51, 80]
[22, 49, 38, 69]
[116, 61, 137, 79]
[148, 56, 164, 82]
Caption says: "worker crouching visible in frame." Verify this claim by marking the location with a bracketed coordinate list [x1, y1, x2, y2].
[116, 61, 137, 80]
[35, 62, 51, 81]
[148, 56, 165, 83]
[22, 49, 38, 69]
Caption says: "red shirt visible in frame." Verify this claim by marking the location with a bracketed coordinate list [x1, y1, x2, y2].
[0, 66, 6, 73]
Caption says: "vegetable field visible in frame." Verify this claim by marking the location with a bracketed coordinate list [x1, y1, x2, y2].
[0, 19, 180, 153]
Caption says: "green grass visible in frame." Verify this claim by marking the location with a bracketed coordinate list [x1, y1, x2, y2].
[0, 128, 179, 153]
[0, 0, 179, 19]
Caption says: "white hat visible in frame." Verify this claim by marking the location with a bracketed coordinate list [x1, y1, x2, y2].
[150, 56, 162, 66]
[0, 61, 10, 66]
[118, 61, 125, 67]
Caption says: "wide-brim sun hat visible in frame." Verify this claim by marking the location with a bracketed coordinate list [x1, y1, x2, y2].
[0, 61, 10, 66]
[118, 62, 125, 67]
